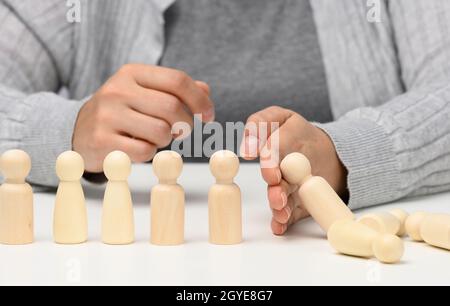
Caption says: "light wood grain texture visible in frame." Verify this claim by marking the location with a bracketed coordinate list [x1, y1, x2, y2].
[209, 151, 242, 245]
[389, 209, 409, 236]
[280, 153, 354, 233]
[328, 219, 378, 258]
[151, 151, 185, 246]
[328, 219, 404, 264]
[420, 214, 450, 251]
[372, 234, 404, 264]
[102, 151, 135, 245]
[0, 150, 34, 245]
[405, 211, 429, 242]
[358, 212, 401, 235]
[53, 151, 88, 244]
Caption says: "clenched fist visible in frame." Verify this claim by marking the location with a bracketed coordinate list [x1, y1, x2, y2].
[73, 64, 214, 173]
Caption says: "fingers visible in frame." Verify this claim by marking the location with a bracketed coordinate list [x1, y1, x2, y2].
[195, 81, 211, 95]
[240, 107, 296, 188]
[261, 167, 282, 186]
[117, 109, 173, 148]
[271, 191, 309, 236]
[272, 193, 295, 224]
[123, 64, 215, 122]
[240, 106, 294, 160]
[240, 131, 260, 161]
[267, 179, 298, 210]
[257, 114, 309, 186]
[271, 219, 288, 236]
[261, 114, 308, 163]
[271, 207, 309, 236]
[113, 135, 157, 163]
[127, 87, 194, 135]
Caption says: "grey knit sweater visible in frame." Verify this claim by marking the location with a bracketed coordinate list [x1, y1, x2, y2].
[1, 0, 450, 210]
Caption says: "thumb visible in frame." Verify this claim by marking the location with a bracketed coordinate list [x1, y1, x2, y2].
[195, 81, 211, 96]
[259, 115, 303, 185]
[240, 107, 294, 161]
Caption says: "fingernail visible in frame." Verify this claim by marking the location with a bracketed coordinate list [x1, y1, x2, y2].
[281, 192, 288, 208]
[239, 140, 247, 158]
[204, 107, 215, 122]
[240, 135, 258, 158]
[276, 170, 282, 183]
[248, 136, 259, 157]
[285, 206, 292, 219]
[281, 224, 288, 234]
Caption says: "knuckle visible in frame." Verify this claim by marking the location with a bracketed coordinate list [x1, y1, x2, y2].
[94, 107, 113, 124]
[156, 123, 173, 147]
[98, 82, 124, 100]
[266, 106, 284, 113]
[248, 113, 265, 124]
[170, 70, 191, 88]
[274, 211, 286, 223]
[165, 96, 183, 114]
[132, 144, 156, 163]
[154, 120, 171, 136]
[142, 144, 157, 160]
[118, 64, 136, 75]
[143, 144, 157, 158]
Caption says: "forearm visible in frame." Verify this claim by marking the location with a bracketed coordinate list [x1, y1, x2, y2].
[318, 82, 450, 210]
[0, 85, 85, 187]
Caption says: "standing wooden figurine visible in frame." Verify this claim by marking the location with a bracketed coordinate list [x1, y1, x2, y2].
[0, 150, 34, 245]
[209, 150, 242, 245]
[150, 151, 185, 246]
[102, 151, 135, 245]
[53, 151, 88, 244]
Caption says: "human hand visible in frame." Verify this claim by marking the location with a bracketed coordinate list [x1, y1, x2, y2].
[73, 64, 214, 172]
[240, 106, 347, 235]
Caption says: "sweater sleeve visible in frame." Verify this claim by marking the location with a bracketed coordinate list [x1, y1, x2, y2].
[0, 1, 85, 187]
[314, 0, 450, 209]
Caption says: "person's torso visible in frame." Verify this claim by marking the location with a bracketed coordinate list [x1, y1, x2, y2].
[4, 0, 402, 121]
[159, 0, 332, 126]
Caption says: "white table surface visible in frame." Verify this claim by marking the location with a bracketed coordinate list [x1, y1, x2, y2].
[1, 163, 449, 286]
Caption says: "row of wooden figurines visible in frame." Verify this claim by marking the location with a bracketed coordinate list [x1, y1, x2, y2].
[0, 149, 242, 246]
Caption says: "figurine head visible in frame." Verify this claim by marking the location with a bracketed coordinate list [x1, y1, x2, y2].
[152, 151, 183, 183]
[0, 150, 31, 182]
[280, 153, 312, 185]
[103, 151, 132, 181]
[210, 150, 239, 183]
[56, 151, 85, 181]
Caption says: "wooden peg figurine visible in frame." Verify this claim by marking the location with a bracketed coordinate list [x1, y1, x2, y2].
[358, 212, 401, 236]
[280, 153, 354, 233]
[209, 150, 242, 245]
[405, 212, 450, 250]
[53, 151, 88, 244]
[420, 213, 450, 251]
[372, 233, 405, 264]
[102, 151, 135, 245]
[328, 219, 404, 264]
[389, 209, 409, 237]
[0, 150, 34, 245]
[405, 211, 429, 242]
[150, 151, 185, 246]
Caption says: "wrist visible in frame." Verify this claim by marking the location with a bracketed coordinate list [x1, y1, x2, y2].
[316, 127, 348, 199]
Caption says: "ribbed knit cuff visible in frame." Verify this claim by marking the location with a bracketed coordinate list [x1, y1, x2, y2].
[16, 93, 86, 187]
[316, 118, 401, 210]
